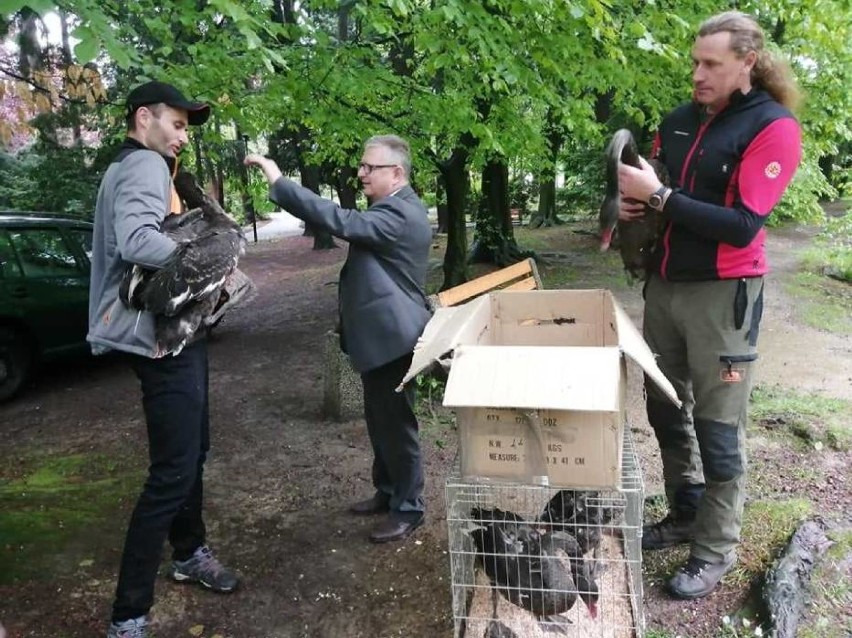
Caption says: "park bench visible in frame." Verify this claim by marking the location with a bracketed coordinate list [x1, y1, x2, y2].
[322, 257, 543, 420]
[431, 256, 542, 308]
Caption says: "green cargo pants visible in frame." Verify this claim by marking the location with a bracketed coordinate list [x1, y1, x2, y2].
[643, 274, 764, 563]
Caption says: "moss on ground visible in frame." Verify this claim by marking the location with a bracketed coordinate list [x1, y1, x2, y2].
[0, 451, 142, 585]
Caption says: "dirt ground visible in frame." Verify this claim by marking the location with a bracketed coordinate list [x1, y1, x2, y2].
[1, 220, 850, 638]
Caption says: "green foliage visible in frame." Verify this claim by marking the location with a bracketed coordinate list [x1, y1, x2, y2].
[556, 146, 605, 219]
[507, 173, 536, 212]
[770, 151, 835, 226]
[0, 145, 100, 217]
[413, 371, 454, 448]
[2, 0, 851, 261]
[799, 209, 852, 282]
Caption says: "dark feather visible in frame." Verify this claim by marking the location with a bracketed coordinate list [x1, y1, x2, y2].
[540, 490, 621, 555]
[469, 507, 599, 633]
[599, 128, 669, 282]
[119, 172, 254, 356]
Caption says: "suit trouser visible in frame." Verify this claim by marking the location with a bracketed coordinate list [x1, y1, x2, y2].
[643, 275, 764, 563]
[112, 340, 210, 622]
[361, 352, 425, 522]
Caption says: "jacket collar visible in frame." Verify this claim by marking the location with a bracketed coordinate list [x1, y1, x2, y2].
[117, 137, 177, 174]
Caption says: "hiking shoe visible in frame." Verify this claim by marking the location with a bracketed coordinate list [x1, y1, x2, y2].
[642, 514, 695, 550]
[107, 616, 149, 638]
[170, 545, 238, 593]
[668, 554, 735, 599]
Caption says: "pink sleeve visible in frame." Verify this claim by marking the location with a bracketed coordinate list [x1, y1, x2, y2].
[738, 118, 802, 216]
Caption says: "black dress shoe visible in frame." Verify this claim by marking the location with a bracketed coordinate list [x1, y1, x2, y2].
[369, 515, 424, 543]
[349, 494, 390, 516]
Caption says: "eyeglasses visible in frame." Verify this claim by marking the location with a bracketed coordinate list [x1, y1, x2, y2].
[358, 162, 397, 175]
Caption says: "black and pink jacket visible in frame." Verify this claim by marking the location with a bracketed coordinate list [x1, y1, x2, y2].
[651, 89, 802, 281]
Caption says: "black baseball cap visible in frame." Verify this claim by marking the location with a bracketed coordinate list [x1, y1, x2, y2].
[126, 80, 211, 125]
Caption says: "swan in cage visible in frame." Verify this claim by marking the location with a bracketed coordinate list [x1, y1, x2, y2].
[469, 507, 599, 634]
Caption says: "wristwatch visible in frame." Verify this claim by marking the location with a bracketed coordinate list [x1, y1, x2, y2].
[647, 186, 672, 212]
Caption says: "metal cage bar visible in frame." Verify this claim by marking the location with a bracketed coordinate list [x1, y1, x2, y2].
[446, 426, 645, 638]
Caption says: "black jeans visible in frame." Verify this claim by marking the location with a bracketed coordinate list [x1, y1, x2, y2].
[112, 340, 210, 622]
[361, 352, 425, 522]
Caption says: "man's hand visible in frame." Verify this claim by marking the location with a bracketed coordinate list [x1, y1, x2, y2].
[617, 155, 662, 205]
[244, 154, 283, 185]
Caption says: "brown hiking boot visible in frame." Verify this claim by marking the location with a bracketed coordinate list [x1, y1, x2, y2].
[642, 514, 695, 550]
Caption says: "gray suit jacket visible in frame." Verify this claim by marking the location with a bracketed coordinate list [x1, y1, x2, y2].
[269, 179, 432, 373]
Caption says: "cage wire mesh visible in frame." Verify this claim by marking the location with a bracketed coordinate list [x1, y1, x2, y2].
[446, 426, 645, 638]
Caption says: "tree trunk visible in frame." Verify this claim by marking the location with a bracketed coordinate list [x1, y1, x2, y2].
[530, 111, 565, 228]
[534, 178, 556, 228]
[435, 175, 449, 234]
[192, 130, 207, 187]
[58, 11, 82, 146]
[335, 165, 358, 209]
[470, 157, 526, 265]
[234, 130, 257, 239]
[439, 145, 470, 289]
[16, 9, 41, 79]
[298, 162, 336, 249]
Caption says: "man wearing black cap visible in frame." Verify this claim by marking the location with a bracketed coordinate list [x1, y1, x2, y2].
[88, 81, 237, 638]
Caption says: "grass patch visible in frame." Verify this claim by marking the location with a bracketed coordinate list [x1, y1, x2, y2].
[750, 384, 852, 452]
[784, 270, 852, 334]
[0, 451, 143, 585]
[798, 528, 852, 638]
[640, 497, 810, 590]
[734, 499, 811, 584]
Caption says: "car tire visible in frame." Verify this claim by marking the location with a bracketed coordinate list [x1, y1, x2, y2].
[0, 326, 32, 403]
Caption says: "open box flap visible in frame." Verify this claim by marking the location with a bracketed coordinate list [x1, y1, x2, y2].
[442, 345, 622, 411]
[399, 295, 491, 388]
[612, 298, 681, 406]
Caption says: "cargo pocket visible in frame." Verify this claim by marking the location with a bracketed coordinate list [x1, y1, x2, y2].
[718, 353, 757, 384]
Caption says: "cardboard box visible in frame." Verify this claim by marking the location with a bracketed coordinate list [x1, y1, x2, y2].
[402, 289, 680, 488]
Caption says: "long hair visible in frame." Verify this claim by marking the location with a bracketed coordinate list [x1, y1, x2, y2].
[699, 11, 802, 112]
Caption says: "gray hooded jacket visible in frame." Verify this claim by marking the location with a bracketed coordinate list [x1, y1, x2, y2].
[87, 140, 178, 357]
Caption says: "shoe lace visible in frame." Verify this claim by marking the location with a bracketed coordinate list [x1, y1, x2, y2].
[115, 617, 147, 638]
[682, 556, 711, 578]
[193, 546, 224, 576]
[647, 514, 678, 536]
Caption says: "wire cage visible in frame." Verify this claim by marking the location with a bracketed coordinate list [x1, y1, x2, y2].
[446, 426, 645, 638]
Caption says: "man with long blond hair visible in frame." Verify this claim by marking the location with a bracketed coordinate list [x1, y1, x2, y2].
[617, 11, 802, 599]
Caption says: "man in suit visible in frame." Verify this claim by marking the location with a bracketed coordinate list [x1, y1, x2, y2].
[245, 135, 432, 543]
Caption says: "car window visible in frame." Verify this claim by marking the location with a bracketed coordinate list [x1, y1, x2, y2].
[7, 228, 83, 278]
[0, 230, 23, 278]
[67, 228, 93, 261]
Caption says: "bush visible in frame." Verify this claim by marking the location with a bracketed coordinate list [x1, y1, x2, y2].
[508, 174, 537, 212]
[770, 156, 835, 226]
